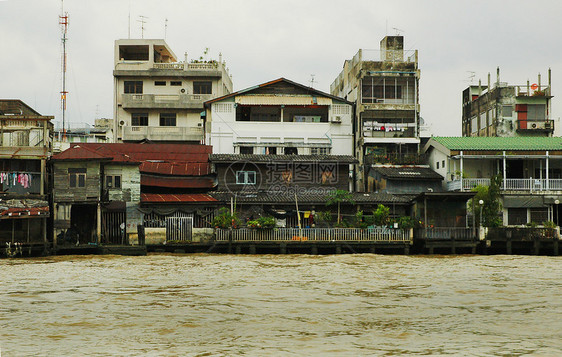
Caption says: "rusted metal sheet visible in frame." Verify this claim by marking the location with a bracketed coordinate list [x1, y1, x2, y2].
[139, 162, 211, 175]
[141, 175, 215, 188]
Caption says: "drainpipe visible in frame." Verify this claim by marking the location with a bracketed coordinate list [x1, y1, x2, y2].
[503, 151, 507, 189]
[460, 151, 464, 191]
[546, 151, 550, 191]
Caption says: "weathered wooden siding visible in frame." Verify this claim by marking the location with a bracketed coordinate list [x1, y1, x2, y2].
[104, 164, 141, 203]
[53, 161, 101, 202]
[215, 162, 350, 192]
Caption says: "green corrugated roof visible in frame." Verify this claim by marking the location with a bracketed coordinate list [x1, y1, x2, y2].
[431, 137, 562, 151]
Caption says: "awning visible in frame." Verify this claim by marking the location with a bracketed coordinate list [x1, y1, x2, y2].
[503, 196, 545, 208]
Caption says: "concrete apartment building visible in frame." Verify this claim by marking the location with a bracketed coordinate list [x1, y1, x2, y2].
[331, 35, 421, 191]
[462, 68, 553, 137]
[113, 39, 233, 143]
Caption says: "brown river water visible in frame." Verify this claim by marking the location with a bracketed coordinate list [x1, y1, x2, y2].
[1, 254, 561, 356]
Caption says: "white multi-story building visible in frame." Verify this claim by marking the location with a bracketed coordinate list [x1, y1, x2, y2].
[204, 78, 354, 156]
[113, 39, 233, 142]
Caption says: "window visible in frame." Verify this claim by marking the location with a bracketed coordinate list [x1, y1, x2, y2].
[266, 147, 277, 155]
[68, 168, 86, 188]
[508, 208, 527, 225]
[236, 171, 256, 185]
[436, 162, 440, 169]
[284, 147, 298, 155]
[527, 104, 546, 121]
[530, 208, 548, 224]
[124, 81, 143, 94]
[155, 81, 166, 86]
[502, 105, 513, 118]
[442, 160, 445, 169]
[170, 81, 182, 86]
[193, 81, 212, 94]
[310, 147, 331, 155]
[239, 146, 253, 154]
[159, 113, 176, 126]
[131, 113, 148, 126]
[106, 175, 122, 189]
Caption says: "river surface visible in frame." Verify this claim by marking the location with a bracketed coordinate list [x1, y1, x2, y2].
[0, 254, 561, 356]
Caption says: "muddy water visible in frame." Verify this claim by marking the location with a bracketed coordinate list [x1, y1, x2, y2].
[1, 254, 561, 356]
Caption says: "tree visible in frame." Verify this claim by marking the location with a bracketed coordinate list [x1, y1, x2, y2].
[373, 204, 390, 226]
[326, 190, 355, 225]
[469, 174, 503, 227]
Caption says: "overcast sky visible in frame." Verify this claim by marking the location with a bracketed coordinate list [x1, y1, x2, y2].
[1, 0, 561, 136]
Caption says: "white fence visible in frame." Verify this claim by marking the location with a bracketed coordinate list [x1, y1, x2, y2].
[448, 178, 562, 192]
[215, 228, 411, 242]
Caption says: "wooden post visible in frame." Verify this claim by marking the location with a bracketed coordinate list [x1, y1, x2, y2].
[228, 228, 232, 254]
[554, 240, 559, 256]
[27, 220, 30, 243]
[249, 244, 256, 254]
[428, 245, 434, 255]
[280, 243, 286, 254]
[534, 239, 540, 255]
[96, 203, 102, 245]
[235, 245, 241, 254]
[506, 240, 512, 255]
[335, 245, 342, 254]
[370, 245, 376, 254]
[451, 239, 456, 254]
[404, 245, 410, 255]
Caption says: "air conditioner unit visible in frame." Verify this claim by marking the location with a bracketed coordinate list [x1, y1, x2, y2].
[530, 122, 546, 130]
[180, 88, 186, 94]
[119, 120, 125, 126]
[197, 122, 203, 127]
[544, 121, 552, 129]
[331, 116, 342, 123]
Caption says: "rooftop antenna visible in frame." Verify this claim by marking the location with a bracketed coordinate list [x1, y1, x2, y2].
[392, 27, 404, 36]
[309, 74, 316, 89]
[465, 71, 476, 83]
[164, 18, 168, 39]
[138, 15, 148, 38]
[59, 0, 69, 140]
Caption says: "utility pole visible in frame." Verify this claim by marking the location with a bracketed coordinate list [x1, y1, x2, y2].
[138, 16, 148, 39]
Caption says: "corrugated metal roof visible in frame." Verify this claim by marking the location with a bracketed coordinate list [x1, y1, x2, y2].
[0, 206, 49, 218]
[209, 154, 358, 164]
[235, 95, 332, 106]
[210, 191, 410, 204]
[141, 193, 218, 203]
[141, 175, 215, 189]
[431, 137, 562, 151]
[372, 166, 443, 180]
[139, 162, 211, 176]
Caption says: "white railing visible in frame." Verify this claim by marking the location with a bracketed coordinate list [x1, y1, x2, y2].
[448, 178, 562, 192]
[153, 63, 185, 70]
[215, 228, 411, 242]
[152, 62, 218, 71]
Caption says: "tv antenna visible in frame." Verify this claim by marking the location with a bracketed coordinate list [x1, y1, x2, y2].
[465, 71, 476, 83]
[138, 15, 148, 38]
[392, 27, 404, 36]
[164, 18, 168, 39]
[309, 74, 316, 88]
[59, 0, 69, 139]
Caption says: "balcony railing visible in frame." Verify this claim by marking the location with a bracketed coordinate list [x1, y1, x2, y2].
[122, 93, 213, 109]
[448, 178, 562, 192]
[153, 62, 219, 71]
[416, 227, 477, 241]
[516, 120, 554, 131]
[215, 228, 411, 242]
[486, 227, 560, 241]
[122, 126, 203, 142]
[364, 153, 426, 165]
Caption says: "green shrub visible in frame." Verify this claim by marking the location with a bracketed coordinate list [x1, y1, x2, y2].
[211, 207, 241, 229]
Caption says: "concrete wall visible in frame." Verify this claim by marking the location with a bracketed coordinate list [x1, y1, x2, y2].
[208, 101, 354, 155]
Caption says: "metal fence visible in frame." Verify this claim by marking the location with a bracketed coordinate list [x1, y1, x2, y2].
[165, 217, 193, 242]
[215, 228, 410, 242]
[416, 227, 477, 241]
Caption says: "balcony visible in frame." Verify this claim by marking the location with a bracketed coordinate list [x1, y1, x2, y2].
[121, 94, 213, 110]
[122, 126, 203, 142]
[448, 178, 562, 192]
[363, 123, 416, 139]
[365, 153, 426, 165]
[516, 120, 554, 132]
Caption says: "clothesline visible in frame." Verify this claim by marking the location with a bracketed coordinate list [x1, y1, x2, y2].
[0, 172, 34, 189]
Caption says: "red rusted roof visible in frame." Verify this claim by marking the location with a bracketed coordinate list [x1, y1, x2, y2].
[52, 145, 115, 161]
[141, 175, 215, 188]
[139, 161, 211, 175]
[0, 206, 49, 218]
[141, 193, 218, 203]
